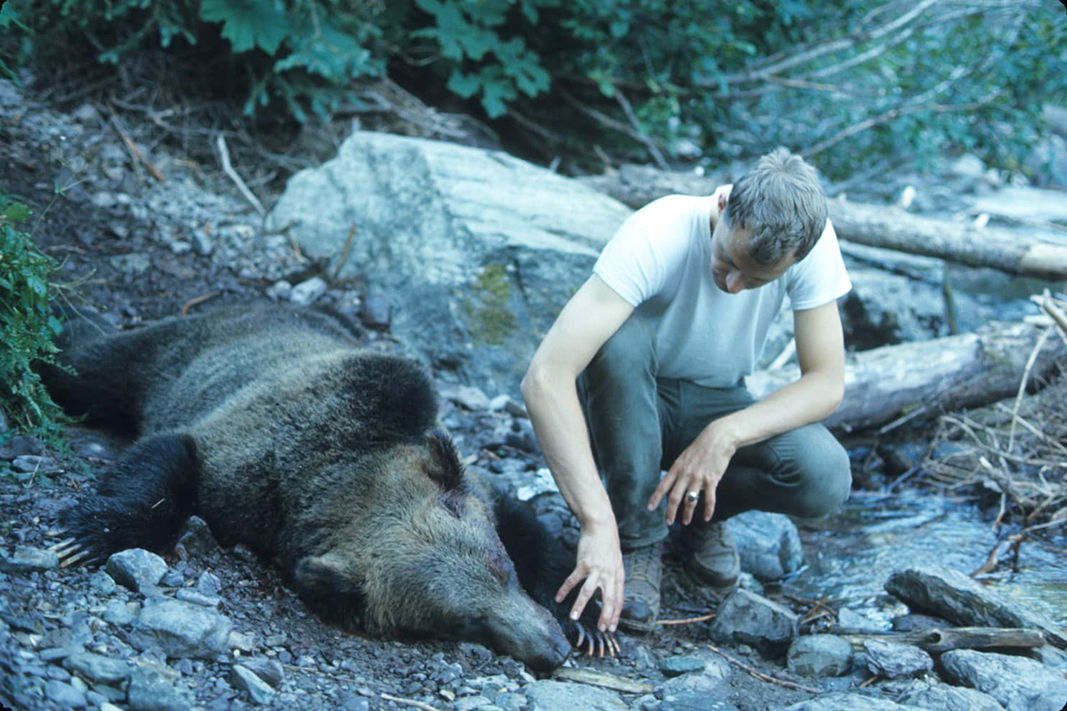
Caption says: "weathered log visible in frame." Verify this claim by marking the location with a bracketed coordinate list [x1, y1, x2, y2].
[828, 198, 1067, 282]
[834, 627, 1046, 654]
[580, 165, 1067, 281]
[747, 320, 1066, 433]
[885, 566, 1067, 649]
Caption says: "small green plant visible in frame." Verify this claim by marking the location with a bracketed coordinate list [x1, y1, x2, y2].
[0, 194, 67, 439]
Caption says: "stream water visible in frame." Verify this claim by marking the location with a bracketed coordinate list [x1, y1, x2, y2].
[788, 488, 1067, 628]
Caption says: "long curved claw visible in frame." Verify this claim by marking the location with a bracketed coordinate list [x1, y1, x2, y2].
[575, 625, 586, 650]
[49, 537, 80, 557]
[59, 546, 94, 568]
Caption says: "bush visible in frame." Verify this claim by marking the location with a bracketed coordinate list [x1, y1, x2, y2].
[0, 194, 67, 438]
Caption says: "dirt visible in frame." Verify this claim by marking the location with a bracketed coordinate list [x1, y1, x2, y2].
[0, 73, 941, 711]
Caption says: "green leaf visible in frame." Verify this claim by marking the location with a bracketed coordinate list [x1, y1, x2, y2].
[199, 0, 289, 55]
[447, 71, 481, 99]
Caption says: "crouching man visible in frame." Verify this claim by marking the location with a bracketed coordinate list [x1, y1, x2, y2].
[521, 148, 853, 635]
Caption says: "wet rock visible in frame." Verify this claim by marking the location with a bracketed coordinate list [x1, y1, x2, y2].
[106, 549, 168, 593]
[786, 635, 853, 677]
[232, 663, 276, 704]
[126, 666, 193, 711]
[131, 597, 232, 659]
[710, 589, 799, 656]
[0, 434, 44, 458]
[290, 276, 327, 305]
[885, 566, 1067, 647]
[784, 691, 923, 710]
[0, 545, 59, 572]
[940, 649, 1067, 711]
[654, 673, 734, 710]
[658, 654, 705, 676]
[45, 679, 87, 708]
[863, 639, 932, 679]
[726, 511, 803, 581]
[65, 651, 132, 684]
[899, 680, 1003, 711]
[525, 680, 628, 710]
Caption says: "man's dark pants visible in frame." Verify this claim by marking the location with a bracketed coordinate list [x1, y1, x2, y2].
[579, 313, 852, 551]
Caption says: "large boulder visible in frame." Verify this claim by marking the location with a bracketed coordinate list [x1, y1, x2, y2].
[268, 130, 633, 394]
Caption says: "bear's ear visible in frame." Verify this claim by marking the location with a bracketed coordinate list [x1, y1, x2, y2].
[293, 552, 363, 596]
[425, 430, 464, 492]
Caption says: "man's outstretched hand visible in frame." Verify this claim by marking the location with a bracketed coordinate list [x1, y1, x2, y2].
[554, 521, 625, 634]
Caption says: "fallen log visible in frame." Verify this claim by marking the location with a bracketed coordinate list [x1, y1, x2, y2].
[747, 320, 1066, 433]
[580, 165, 1067, 281]
[833, 627, 1046, 654]
[828, 198, 1067, 282]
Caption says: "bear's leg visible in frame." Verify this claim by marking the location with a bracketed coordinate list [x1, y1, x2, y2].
[493, 493, 618, 656]
[54, 433, 199, 566]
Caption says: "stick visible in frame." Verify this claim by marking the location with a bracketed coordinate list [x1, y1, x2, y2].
[216, 134, 266, 216]
[834, 626, 1045, 653]
[380, 693, 442, 711]
[706, 644, 820, 694]
[658, 612, 715, 626]
[107, 107, 165, 182]
[180, 292, 220, 317]
[331, 224, 358, 281]
[1008, 325, 1053, 452]
[552, 668, 652, 694]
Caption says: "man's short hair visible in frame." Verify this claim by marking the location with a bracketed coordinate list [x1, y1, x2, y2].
[722, 147, 828, 266]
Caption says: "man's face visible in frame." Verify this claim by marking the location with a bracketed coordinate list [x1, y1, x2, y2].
[710, 221, 795, 294]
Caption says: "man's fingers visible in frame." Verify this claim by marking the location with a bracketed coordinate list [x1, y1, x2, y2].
[555, 567, 585, 604]
[647, 471, 676, 511]
[703, 487, 717, 522]
[569, 576, 602, 621]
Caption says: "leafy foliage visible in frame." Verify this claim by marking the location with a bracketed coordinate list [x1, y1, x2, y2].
[0, 195, 67, 438]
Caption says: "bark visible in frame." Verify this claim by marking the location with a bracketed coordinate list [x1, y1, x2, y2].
[580, 165, 1067, 281]
[834, 627, 1047, 654]
[747, 320, 1066, 433]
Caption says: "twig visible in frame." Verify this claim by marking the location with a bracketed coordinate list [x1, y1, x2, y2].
[215, 134, 266, 216]
[380, 693, 442, 711]
[706, 644, 820, 694]
[613, 90, 669, 170]
[552, 668, 653, 694]
[331, 225, 358, 281]
[1008, 325, 1053, 453]
[107, 105, 165, 182]
[657, 612, 715, 626]
[180, 292, 220, 317]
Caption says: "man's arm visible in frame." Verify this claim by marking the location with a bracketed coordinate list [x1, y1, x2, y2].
[649, 299, 846, 524]
[521, 275, 635, 633]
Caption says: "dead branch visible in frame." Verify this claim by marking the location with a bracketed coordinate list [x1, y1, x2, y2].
[215, 134, 266, 216]
[706, 644, 821, 694]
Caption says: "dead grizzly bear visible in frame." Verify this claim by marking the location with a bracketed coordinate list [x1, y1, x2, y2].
[42, 303, 612, 671]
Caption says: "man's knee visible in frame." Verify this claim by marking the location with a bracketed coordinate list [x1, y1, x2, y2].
[792, 440, 851, 518]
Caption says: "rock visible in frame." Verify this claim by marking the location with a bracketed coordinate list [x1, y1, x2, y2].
[442, 383, 492, 411]
[174, 516, 220, 560]
[266, 280, 292, 300]
[658, 655, 706, 676]
[174, 589, 220, 608]
[131, 597, 233, 659]
[838, 608, 886, 632]
[899, 680, 1003, 711]
[360, 288, 390, 329]
[0, 545, 59, 572]
[195, 570, 222, 597]
[973, 185, 1067, 226]
[126, 666, 193, 711]
[105, 549, 168, 593]
[290, 276, 327, 305]
[0, 434, 45, 458]
[267, 130, 632, 395]
[786, 635, 853, 677]
[710, 588, 799, 656]
[238, 658, 284, 688]
[45, 679, 87, 708]
[940, 649, 1067, 711]
[89, 570, 118, 594]
[885, 566, 1067, 648]
[231, 664, 276, 704]
[862, 639, 932, 679]
[11, 455, 63, 474]
[784, 692, 924, 710]
[515, 468, 560, 502]
[654, 672, 735, 709]
[726, 511, 803, 581]
[65, 651, 132, 684]
[525, 680, 629, 710]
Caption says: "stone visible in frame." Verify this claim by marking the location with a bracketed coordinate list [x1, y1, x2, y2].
[899, 680, 1003, 711]
[289, 276, 327, 305]
[0, 545, 59, 572]
[267, 130, 632, 396]
[131, 597, 232, 659]
[657, 654, 706, 676]
[89, 570, 117, 594]
[127, 666, 193, 711]
[654, 673, 734, 710]
[710, 588, 799, 656]
[786, 635, 853, 677]
[231, 664, 276, 704]
[784, 692, 924, 710]
[525, 680, 629, 710]
[174, 516, 220, 560]
[441, 383, 492, 411]
[0, 434, 44, 458]
[862, 639, 932, 679]
[44, 679, 87, 708]
[105, 549, 168, 593]
[65, 651, 132, 684]
[11, 454, 63, 474]
[237, 658, 284, 688]
[726, 511, 803, 581]
[940, 649, 1067, 711]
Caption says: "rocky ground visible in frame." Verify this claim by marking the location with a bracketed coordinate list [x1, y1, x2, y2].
[2, 75, 1066, 711]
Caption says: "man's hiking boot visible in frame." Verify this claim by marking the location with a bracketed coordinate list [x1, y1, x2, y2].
[681, 521, 740, 594]
[619, 541, 663, 634]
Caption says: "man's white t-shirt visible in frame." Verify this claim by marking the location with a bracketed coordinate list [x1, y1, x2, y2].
[593, 194, 852, 389]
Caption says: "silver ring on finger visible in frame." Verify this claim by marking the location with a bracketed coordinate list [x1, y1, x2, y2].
[686, 490, 699, 504]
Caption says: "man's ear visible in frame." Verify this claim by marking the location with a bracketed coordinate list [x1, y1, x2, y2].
[718, 190, 728, 213]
